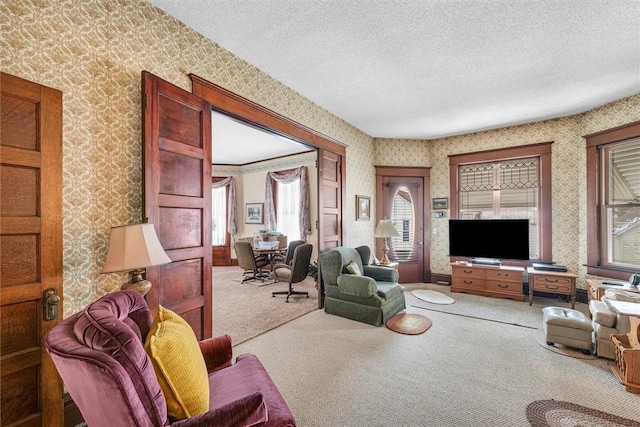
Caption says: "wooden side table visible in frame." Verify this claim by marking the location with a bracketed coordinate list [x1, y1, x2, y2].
[607, 300, 640, 393]
[527, 267, 577, 309]
[587, 279, 639, 303]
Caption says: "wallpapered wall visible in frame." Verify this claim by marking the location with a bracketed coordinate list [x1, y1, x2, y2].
[374, 93, 640, 287]
[2, 0, 375, 316]
[2, 1, 638, 316]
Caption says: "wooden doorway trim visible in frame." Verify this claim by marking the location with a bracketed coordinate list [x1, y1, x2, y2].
[375, 166, 431, 283]
[1, 72, 64, 426]
[190, 75, 347, 308]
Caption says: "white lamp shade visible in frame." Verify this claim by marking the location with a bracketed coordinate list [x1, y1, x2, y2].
[374, 219, 400, 238]
[101, 223, 171, 273]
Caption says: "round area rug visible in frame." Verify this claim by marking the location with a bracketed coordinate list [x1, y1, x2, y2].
[526, 399, 639, 427]
[411, 289, 455, 305]
[532, 328, 597, 360]
[385, 312, 432, 335]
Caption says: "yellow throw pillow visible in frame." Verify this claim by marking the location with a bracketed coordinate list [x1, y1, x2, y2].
[346, 261, 362, 276]
[144, 305, 209, 420]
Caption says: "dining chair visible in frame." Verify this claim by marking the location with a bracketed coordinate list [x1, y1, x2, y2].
[271, 243, 313, 302]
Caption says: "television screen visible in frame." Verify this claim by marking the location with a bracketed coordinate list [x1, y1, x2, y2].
[448, 219, 530, 261]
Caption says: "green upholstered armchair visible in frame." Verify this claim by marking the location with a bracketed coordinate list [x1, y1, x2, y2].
[320, 246, 405, 326]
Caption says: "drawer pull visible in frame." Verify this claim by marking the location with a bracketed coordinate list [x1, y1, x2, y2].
[498, 284, 508, 288]
[545, 285, 559, 290]
[463, 280, 473, 284]
[463, 270, 473, 274]
[544, 278, 559, 283]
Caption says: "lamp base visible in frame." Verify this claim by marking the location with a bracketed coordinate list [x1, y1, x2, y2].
[121, 269, 151, 296]
[379, 241, 391, 265]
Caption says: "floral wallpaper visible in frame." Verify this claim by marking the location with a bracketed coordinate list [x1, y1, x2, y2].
[374, 94, 640, 289]
[1, 0, 373, 316]
[1, 0, 637, 317]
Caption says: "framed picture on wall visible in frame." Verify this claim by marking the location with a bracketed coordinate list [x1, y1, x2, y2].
[245, 203, 264, 224]
[356, 195, 371, 221]
[432, 197, 448, 210]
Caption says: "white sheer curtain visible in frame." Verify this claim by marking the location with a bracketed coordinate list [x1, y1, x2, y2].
[211, 176, 237, 243]
[211, 186, 226, 245]
[264, 166, 311, 237]
[276, 180, 301, 239]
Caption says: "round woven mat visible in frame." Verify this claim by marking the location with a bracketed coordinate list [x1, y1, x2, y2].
[411, 289, 455, 305]
[385, 312, 432, 335]
[526, 399, 639, 427]
[532, 328, 597, 360]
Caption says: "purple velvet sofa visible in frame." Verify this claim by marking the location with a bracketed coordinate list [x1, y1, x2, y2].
[45, 291, 296, 427]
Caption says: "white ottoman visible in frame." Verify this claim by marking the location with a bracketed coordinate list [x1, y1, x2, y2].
[542, 306, 593, 355]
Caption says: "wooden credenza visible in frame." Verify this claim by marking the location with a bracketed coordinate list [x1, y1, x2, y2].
[450, 262, 525, 302]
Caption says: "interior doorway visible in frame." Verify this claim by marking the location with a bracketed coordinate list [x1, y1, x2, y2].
[376, 166, 431, 283]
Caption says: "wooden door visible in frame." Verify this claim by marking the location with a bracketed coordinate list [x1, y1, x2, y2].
[376, 166, 430, 283]
[318, 149, 344, 306]
[1, 73, 64, 426]
[318, 149, 343, 251]
[142, 71, 212, 340]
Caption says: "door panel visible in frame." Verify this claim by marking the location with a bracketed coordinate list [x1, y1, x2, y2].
[1, 72, 64, 426]
[143, 71, 212, 339]
[319, 149, 343, 251]
[376, 167, 430, 284]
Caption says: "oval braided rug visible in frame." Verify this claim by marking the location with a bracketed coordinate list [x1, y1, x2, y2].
[385, 312, 432, 335]
[526, 400, 640, 426]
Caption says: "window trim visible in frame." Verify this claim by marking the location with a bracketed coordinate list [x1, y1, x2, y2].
[449, 142, 553, 266]
[585, 120, 640, 280]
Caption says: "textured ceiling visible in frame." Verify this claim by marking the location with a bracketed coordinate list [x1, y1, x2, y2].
[149, 0, 640, 140]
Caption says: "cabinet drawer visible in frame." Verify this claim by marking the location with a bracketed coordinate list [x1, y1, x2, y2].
[486, 269, 522, 283]
[451, 265, 486, 279]
[532, 276, 572, 293]
[452, 277, 484, 289]
[485, 280, 523, 294]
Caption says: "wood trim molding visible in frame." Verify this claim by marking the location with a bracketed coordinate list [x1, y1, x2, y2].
[190, 74, 346, 156]
[585, 121, 640, 279]
[448, 141, 553, 263]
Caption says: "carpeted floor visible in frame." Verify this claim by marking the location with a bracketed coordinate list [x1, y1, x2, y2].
[212, 266, 318, 345]
[234, 284, 640, 426]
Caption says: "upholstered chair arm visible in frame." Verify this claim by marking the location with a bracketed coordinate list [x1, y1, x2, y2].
[363, 265, 399, 282]
[271, 262, 292, 272]
[172, 392, 267, 427]
[337, 275, 377, 297]
[199, 334, 233, 373]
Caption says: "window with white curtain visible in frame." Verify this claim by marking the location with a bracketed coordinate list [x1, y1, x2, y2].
[277, 180, 301, 239]
[212, 186, 227, 245]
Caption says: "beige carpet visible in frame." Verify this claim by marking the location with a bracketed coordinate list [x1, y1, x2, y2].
[234, 287, 640, 426]
[213, 266, 318, 345]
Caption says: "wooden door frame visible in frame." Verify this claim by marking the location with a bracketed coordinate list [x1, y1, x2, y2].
[375, 166, 431, 282]
[190, 75, 347, 308]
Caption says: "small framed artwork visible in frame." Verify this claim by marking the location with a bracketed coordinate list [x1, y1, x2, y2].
[356, 195, 371, 221]
[245, 203, 264, 224]
[432, 197, 449, 210]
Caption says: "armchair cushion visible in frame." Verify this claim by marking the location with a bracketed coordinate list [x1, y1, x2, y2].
[362, 265, 399, 282]
[145, 305, 210, 421]
[337, 274, 376, 297]
[590, 300, 616, 328]
[345, 260, 362, 275]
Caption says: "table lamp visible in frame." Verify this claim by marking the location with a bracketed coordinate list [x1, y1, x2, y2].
[101, 223, 171, 295]
[374, 219, 400, 265]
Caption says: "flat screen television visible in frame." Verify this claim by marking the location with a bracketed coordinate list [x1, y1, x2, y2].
[448, 219, 530, 261]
